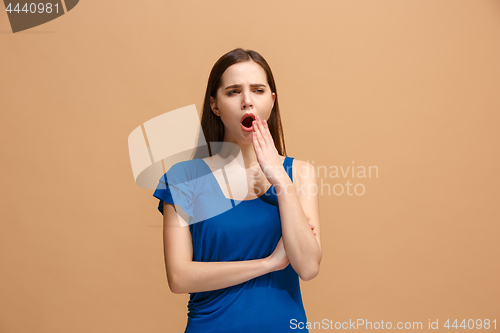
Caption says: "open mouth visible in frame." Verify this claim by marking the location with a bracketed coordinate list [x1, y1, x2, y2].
[241, 116, 254, 128]
[241, 113, 256, 128]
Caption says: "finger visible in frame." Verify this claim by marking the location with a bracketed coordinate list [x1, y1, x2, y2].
[255, 116, 270, 146]
[253, 120, 263, 144]
[252, 132, 262, 154]
[262, 118, 273, 143]
[253, 119, 259, 132]
[253, 120, 266, 147]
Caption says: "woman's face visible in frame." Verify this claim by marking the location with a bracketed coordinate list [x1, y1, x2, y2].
[210, 61, 276, 144]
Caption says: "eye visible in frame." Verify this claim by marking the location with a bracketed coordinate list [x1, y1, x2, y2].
[227, 90, 239, 96]
[255, 89, 265, 93]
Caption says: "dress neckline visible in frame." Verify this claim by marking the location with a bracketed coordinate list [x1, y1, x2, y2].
[198, 156, 288, 202]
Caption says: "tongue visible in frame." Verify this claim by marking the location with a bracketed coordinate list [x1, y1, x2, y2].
[241, 116, 254, 128]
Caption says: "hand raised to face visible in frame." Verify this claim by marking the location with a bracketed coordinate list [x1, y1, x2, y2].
[252, 115, 288, 187]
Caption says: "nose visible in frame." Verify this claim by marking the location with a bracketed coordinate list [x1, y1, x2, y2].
[241, 90, 253, 109]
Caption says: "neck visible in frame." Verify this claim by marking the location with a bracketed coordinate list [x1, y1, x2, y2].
[215, 136, 258, 170]
[217, 144, 256, 169]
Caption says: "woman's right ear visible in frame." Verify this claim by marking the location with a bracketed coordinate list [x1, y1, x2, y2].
[210, 96, 219, 116]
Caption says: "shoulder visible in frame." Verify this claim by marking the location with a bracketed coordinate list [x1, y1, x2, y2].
[164, 159, 204, 181]
[291, 158, 317, 185]
[172, 159, 205, 171]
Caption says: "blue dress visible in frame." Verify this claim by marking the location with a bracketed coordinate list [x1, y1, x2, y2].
[153, 156, 309, 332]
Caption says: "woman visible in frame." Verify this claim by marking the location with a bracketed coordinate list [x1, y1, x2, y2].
[153, 48, 321, 332]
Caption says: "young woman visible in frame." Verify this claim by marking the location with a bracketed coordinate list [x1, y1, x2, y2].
[153, 48, 321, 332]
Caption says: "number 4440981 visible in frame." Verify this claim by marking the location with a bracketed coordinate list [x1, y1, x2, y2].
[444, 319, 496, 329]
[5, 3, 59, 14]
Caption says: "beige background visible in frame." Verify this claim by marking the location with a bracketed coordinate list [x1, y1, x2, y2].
[1, 0, 499, 332]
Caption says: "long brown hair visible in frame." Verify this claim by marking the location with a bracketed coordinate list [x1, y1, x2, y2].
[191, 48, 287, 160]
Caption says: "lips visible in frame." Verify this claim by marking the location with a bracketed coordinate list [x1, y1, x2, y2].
[240, 113, 256, 128]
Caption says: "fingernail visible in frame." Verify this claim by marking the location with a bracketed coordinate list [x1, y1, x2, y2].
[263, 119, 266, 125]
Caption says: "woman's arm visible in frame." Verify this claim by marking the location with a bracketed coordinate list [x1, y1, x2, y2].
[274, 159, 322, 281]
[250, 117, 322, 281]
[162, 202, 288, 294]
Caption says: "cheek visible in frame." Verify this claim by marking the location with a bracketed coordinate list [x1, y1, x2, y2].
[263, 98, 274, 113]
[257, 95, 273, 108]
[218, 110, 238, 128]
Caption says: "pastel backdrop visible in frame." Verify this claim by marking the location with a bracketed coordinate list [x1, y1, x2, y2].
[1, 0, 499, 332]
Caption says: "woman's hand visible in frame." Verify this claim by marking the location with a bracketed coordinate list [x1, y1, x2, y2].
[252, 115, 288, 186]
[308, 216, 316, 235]
[267, 237, 289, 272]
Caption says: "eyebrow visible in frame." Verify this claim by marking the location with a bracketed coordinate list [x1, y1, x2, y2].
[224, 84, 267, 90]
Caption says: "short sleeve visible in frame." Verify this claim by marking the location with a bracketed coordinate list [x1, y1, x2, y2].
[152, 162, 194, 219]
